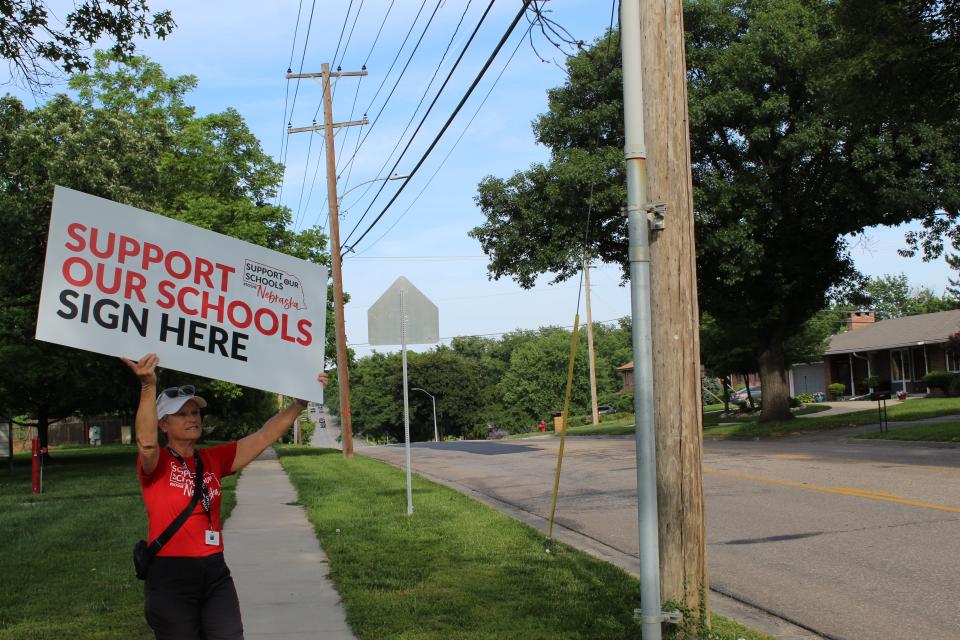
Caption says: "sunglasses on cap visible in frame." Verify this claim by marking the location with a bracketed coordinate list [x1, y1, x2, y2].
[160, 385, 196, 399]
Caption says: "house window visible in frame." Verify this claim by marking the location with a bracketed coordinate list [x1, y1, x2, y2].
[947, 350, 960, 373]
[890, 349, 913, 383]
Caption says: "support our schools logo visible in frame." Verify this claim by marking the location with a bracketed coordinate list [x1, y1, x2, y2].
[243, 259, 307, 311]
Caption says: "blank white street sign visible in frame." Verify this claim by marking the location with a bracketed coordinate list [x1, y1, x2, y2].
[367, 277, 438, 346]
[367, 276, 438, 517]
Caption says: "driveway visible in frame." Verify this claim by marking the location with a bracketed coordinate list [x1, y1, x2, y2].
[359, 432, 960, 640]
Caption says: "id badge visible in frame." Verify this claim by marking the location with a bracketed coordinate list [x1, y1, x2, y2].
[205, 530, 221, 546]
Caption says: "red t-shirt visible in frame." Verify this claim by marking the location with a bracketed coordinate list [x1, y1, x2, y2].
[138, 442, 237, 557]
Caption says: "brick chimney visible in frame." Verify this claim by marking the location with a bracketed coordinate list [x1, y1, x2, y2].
[846, 310, 876, 332]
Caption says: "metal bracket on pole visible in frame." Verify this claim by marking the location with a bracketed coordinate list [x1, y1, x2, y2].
[633, 609, 683, 625]
[646, 202, 666, 230]
[621, 204, 642, 218]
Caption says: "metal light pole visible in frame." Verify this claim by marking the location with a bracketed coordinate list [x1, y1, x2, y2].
[621, 0, 669, 637]
[411, 387, 438, 442]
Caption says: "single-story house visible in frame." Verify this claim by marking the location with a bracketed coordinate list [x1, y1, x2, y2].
[617, 361, 635, 393]
[823, 309, 960, 396]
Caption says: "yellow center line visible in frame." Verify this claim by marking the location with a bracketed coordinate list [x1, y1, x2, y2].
[703, 467, 960, 514]
[772, 453, 815, 460]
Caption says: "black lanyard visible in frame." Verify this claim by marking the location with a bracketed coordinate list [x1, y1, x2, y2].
[168, 448, 212, 527]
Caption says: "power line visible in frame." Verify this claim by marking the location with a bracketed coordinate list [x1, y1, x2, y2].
[333, 0, 397, 208]
[278, 0, 319, 210]
[356, 22, 530, 254]
[314, 0, 442, 228]
[349, 0, 432, 130]
[295, 127, 350, 231]
[344, 255, 486, 261]
[275, 0, 306, 208]
[343, 0, 535, 252]
[335, 0, 444, 181]
[341, 0, 501, 246]
[334, 0, 365, 71]
[330, 0, 356, 71]
[336, 0, 474, 211]
[347, 317, 626, 348]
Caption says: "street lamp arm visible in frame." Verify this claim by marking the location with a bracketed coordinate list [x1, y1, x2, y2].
[338, 174, 408, 203]
[410, 387, 439, 442]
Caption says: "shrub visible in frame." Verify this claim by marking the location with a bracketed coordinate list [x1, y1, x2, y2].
[923, 370, 954, 393]
[701, 377, 724, 405]
[827, 383, 846, 400]
[789, 396, 802, 408]
[949, 376, 960, 397]
[598, 392, 634, 413]
[863, 375, 881, 389]
[795, 393, 816, 404]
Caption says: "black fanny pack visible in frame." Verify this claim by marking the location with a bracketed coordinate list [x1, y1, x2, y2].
[134, 451, 204, 580]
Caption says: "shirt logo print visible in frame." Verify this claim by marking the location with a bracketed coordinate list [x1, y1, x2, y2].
[166, 461, 223, 498]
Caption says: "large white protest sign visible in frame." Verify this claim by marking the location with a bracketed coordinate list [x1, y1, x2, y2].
[36, 186, 327, 401]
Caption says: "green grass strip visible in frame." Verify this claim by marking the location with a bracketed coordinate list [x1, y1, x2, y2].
[277, 446, 772, 640]
[704, 398, 960, 438]
[0, 445, 237, 640]
[856, 421, 960, 442]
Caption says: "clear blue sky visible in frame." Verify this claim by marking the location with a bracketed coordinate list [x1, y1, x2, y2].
[5, 1, 953, 357]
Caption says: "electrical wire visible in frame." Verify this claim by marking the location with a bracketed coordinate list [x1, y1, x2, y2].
[348, 0, 432, 133]
[335, 0, 474, 210]
[330, 0, 355, 72]
[335, 0, 446, 183]
[341, 0, 501, 246]
[333, 0, 397, 203]
[275, 0, 306, 208]
[342, 0, 535, 252]
[346, 317, 626, 348]
[573, 0, 619, 313]
[334, 0, 365, 70]
[277, 0, 319, 210]
[305, 0, 440, 228]
[355, 22, 530, 254]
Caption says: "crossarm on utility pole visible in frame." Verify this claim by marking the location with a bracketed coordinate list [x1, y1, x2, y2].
[287, 118, 369, 134]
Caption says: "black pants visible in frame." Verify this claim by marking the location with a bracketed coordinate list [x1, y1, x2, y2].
[144, 553, 244, 640]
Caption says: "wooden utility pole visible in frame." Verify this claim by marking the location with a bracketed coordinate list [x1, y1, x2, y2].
[583, 259, 599, 425]
[287, 64, 368, 458]
[637, 0, 708, 620]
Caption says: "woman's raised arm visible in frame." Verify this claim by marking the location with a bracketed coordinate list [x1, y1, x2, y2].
[231, 373, 328, 473]
[121, 353, 161, 475]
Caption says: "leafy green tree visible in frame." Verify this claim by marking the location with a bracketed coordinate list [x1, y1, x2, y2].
[0, 56, 330, 450]
[862, 274, 957, 320]
[1, 1, 175, 90]
[408, 348, 485, 440]
[471, 2, 960, 422]
[836, 0, 960, 261]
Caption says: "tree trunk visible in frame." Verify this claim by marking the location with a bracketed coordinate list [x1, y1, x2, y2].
[758, 339, 792, 422]
[742, 372, 755, 409]
[721, 376, 730, 414]
[641, 0, 709, 620]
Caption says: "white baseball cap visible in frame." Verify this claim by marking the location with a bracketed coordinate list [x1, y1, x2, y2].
[156, 385, 208, 420]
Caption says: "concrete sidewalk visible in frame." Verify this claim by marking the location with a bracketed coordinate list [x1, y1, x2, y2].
[223, 448, 355, 640]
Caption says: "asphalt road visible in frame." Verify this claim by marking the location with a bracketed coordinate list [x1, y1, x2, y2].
[359, 431, 960, 640]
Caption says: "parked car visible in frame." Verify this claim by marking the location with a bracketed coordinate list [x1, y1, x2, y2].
[732, 386, 762, 405]
[597, 404, 617, 415]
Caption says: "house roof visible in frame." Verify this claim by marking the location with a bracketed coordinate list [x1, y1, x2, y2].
[825, 309, 960, 355]
[617, 361, 634, 371]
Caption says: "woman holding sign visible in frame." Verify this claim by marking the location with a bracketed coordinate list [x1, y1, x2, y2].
[122, 352, 326, 640]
